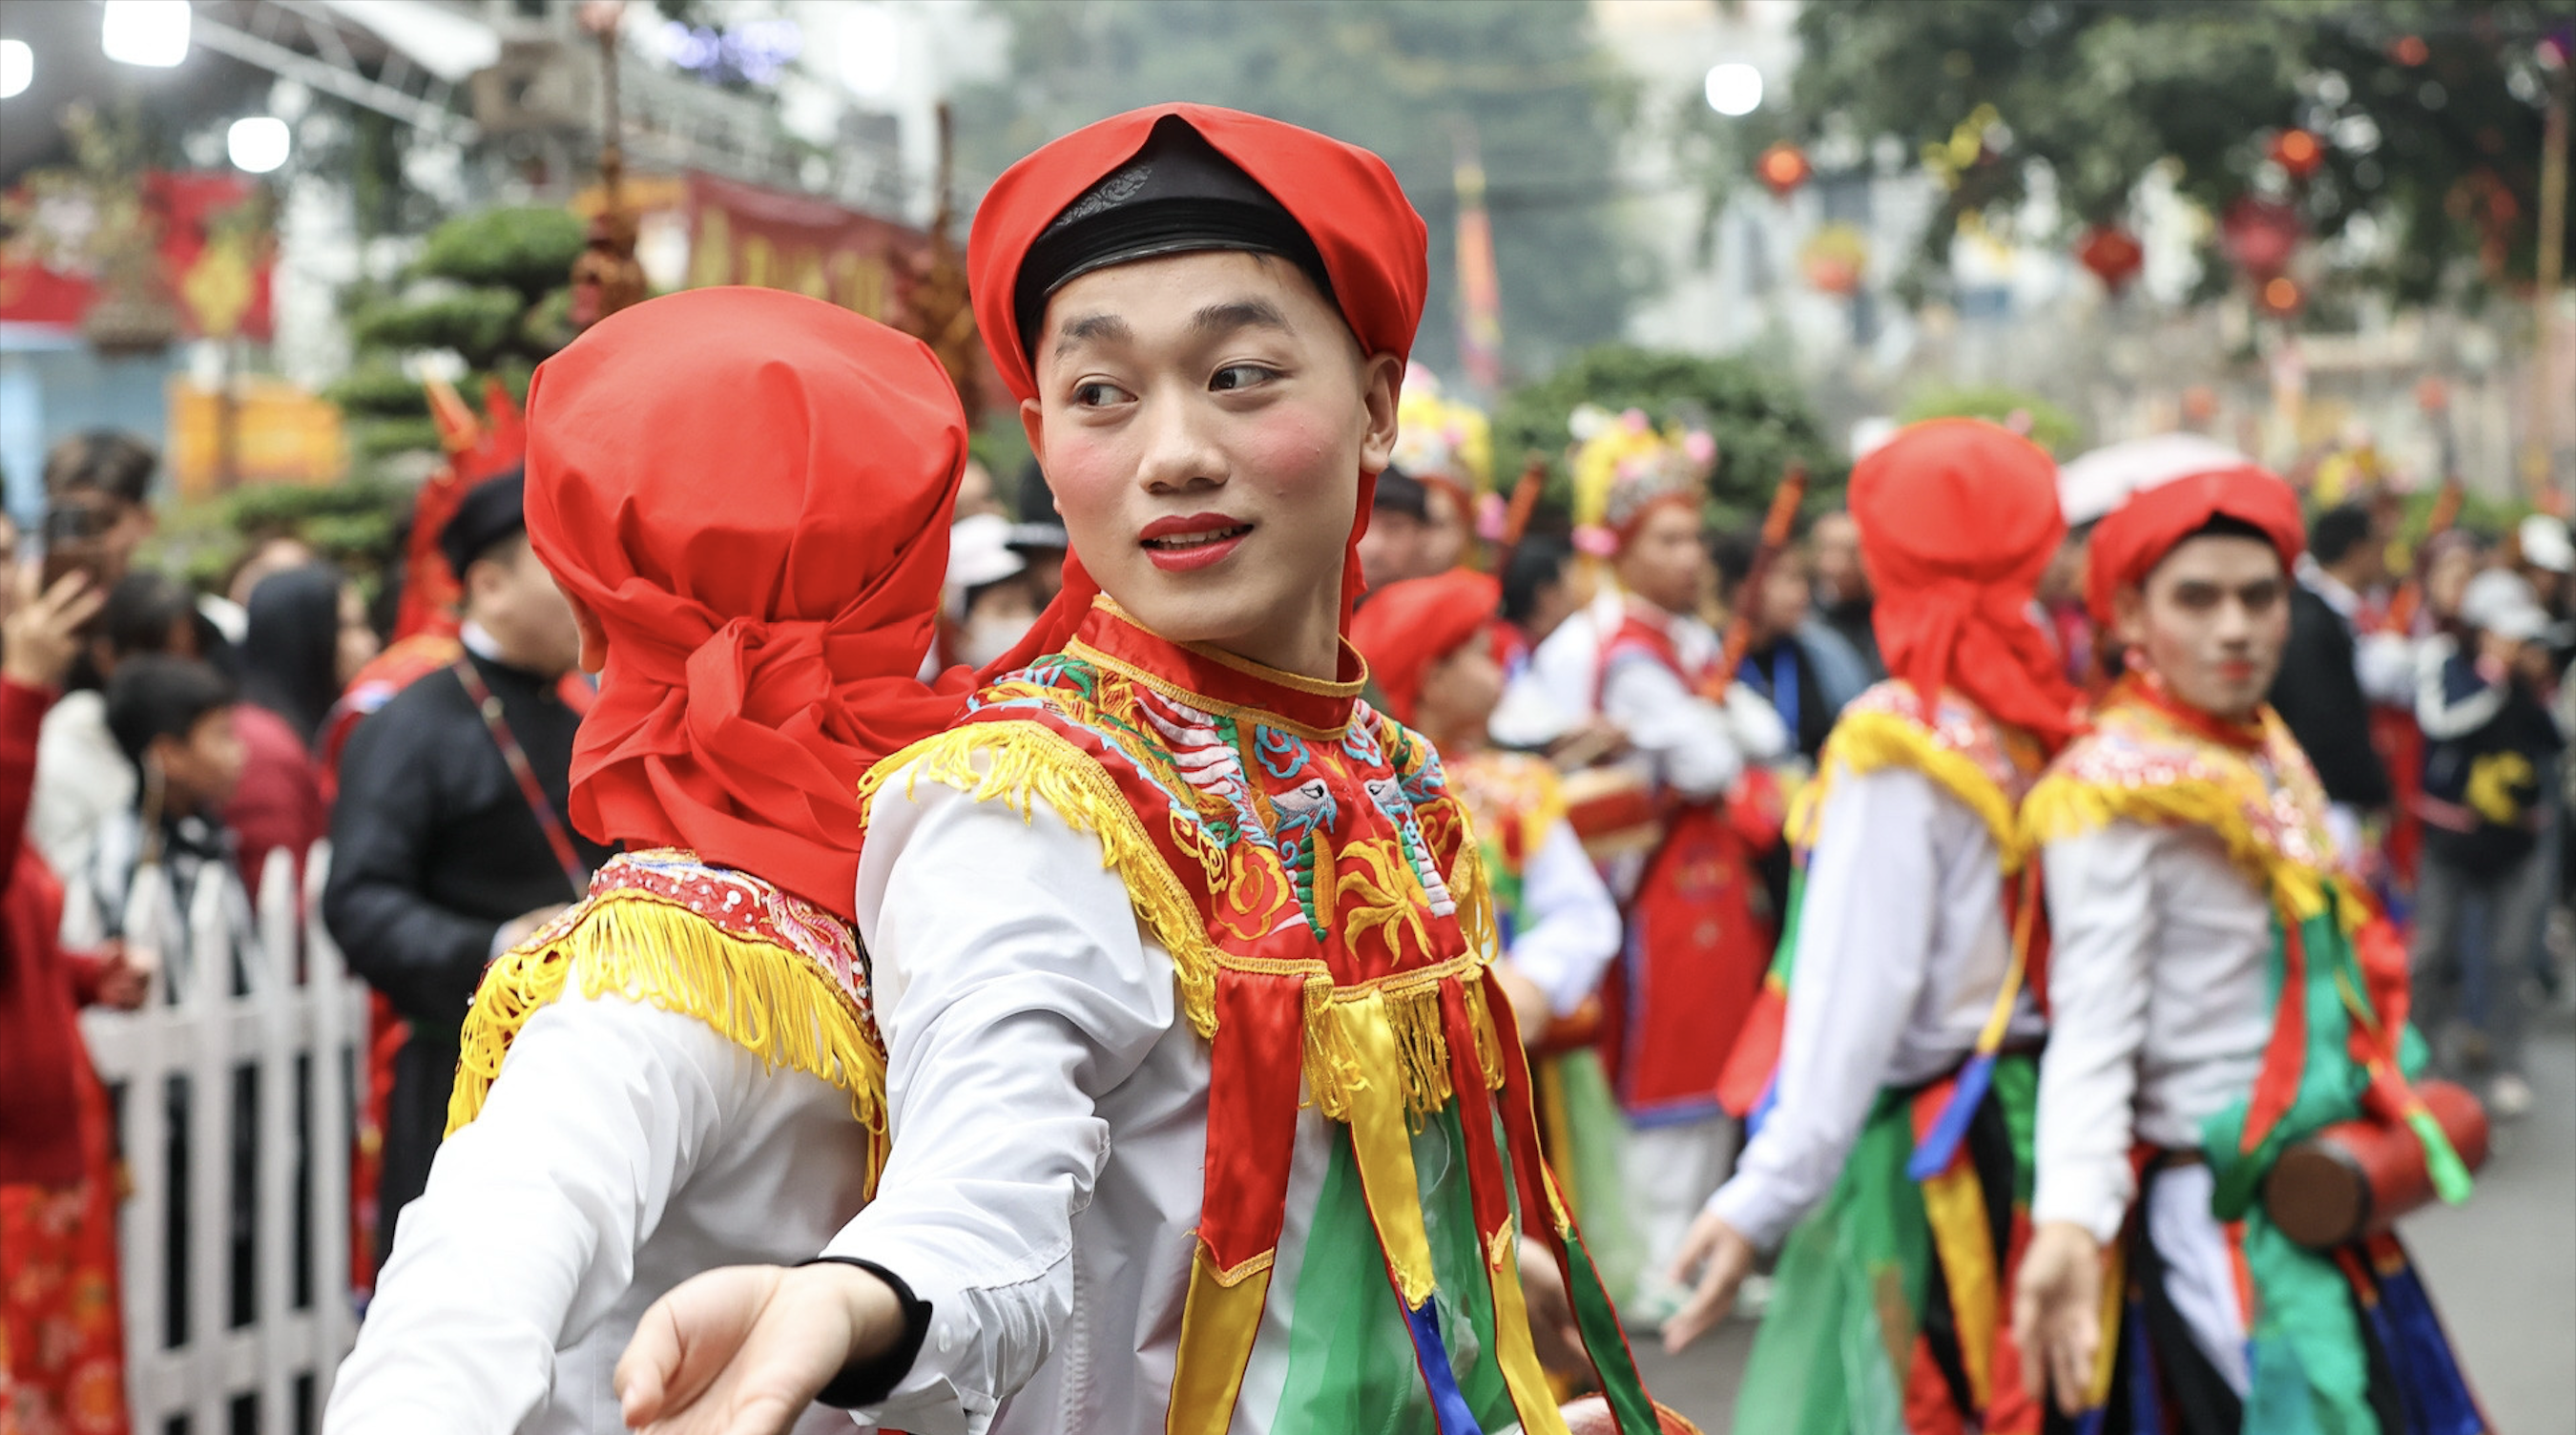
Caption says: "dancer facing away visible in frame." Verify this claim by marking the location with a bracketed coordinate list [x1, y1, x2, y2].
[325, 287, 974, 1435]
[614, 105, 1673, 1435]
[2014, 458, 2483, 1433]
[1524, 421, 1791, 1313]
[1663, 420, 2084, 1435]
[1351, 570, 1633, 1289]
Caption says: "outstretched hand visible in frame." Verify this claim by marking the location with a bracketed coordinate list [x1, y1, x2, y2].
[1658, 1208, 1755, 1354]
[614, 1262, 903, 1435]
[0, 564, 104, 693]
[2012, 1220, 2104, 1417]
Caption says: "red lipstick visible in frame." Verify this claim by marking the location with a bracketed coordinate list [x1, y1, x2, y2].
[1139, 512, 1254, 572]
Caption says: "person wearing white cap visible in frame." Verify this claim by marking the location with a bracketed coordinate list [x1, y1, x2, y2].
[2512, 511, 2575, 655]
[937, 512, 1038, 670]
[2411, 566, 2564, 1120]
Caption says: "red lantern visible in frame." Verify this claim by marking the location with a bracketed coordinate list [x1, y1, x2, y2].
[2222, 196, 2304, 281]
[2077, 223, 2146, 292]
[2270, 129, 2326, 180]
[1756, 142, 1812, 198]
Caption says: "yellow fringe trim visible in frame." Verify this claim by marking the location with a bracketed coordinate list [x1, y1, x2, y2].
[862, 721, 1506, 1123]
[1795, 708, 2026, 868]
[446, 890, 890, 1193]
[2020, 774, 2361, 925]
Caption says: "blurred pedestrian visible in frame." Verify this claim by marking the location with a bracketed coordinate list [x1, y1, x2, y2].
[2, 562, 140, 1435]
[229, 564, 364, 888]
[2412, 570, 2563, 1120]
[62, 655, 254, 992]
[1710, 526, 1872, 759]
[28, 571, 197, 881]
[40, 430, 157, 589]
[323, 470, 606, 1269]
[2271, 503, 2400, 860]
[1807, 509, 1884, 682]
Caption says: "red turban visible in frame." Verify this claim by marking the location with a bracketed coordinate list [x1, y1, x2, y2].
[525, 287, 974, 920]
[2085, 461, 2304, 627]
[1347, 570, 1501, 725]
[966, 104, 1428, 676]
[1850, 418, 2083, 750]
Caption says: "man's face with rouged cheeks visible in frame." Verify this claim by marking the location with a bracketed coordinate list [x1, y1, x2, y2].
[1022, 250, 1403, 677]
[2113, 533, 2289, 723]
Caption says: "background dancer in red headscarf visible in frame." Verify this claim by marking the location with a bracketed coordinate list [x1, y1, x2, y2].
[324, 286, 972, 1435]
[616, 105, 1685, 1435]
[1664, 419, 2081, 1435]
[2016, 458, 2483, 1434]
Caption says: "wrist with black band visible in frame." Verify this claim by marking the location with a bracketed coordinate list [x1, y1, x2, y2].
[799, 1257, 933, 1409]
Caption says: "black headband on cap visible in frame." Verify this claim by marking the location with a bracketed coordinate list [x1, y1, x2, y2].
[1012, 114, 1336, 356]
[440, 468, 528, 577]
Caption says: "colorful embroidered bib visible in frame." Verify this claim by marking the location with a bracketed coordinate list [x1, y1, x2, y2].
[1445, 751, 1568, 945]
[863, 598, 1661, 1435]
[447, 849, 887, 1185]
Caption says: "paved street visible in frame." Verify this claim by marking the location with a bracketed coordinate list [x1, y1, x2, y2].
[1631, 1015, 2576, 1431]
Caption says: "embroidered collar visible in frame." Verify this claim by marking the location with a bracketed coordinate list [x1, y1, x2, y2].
[2115, 674, 2268, 753]
[1066, 595, 1366, 738]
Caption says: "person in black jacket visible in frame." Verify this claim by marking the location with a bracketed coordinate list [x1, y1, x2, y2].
[322, 471, 609, 1264]
[2269, 503, 2399, 856]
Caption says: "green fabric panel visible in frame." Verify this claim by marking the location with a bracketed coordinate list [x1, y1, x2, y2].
[1562, 1228, 1660, 1435]
[1735, 1095, 1924, 1435]
[1416, 1109, 1517, 1430]
[1271, 1125, 1440, 1435]
[1554, 1050, 1646, 1307]
[2242, 1212, 2379, 1435]
[2203, 906, 2371, 1221]
[1765, 867, 1807, 984]
[1992, 1051, 2039, 1206]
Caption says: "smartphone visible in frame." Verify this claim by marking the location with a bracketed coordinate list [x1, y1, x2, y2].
[37, 499, 113, 628]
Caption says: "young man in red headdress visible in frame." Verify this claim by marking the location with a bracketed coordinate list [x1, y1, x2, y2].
[1351, 571, 1630, 1269]
[324, 287, 974, 1435]
[2013, 458, 2482, 1434]
[615, 107, 1673, 1435]
[1524, 420, 1792, 1319]
[1660, 420, 2079, 1435]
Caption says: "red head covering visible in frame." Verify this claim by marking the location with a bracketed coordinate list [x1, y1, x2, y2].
[524, 287, 974, 920]
[2085, 461, 2304, 627]
[1347, 570, 1501, 725]
[1850, 418, 2084, 749]
[967, 104, 1429, 675]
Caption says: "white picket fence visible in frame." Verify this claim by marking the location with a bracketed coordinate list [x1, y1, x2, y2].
[77, 841, 364, 1435]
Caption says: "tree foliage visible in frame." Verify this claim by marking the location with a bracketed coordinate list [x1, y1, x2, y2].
[1896, 385, 2086, 458]
[1495, 343, 1840, 529]
[1784, 0, 2572, 302]
[952, 0, 1653, 383]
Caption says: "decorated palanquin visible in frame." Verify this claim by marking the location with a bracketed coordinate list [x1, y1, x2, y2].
[444, 849, 887, 1182]
[2022, 680, 2482, 1433]
[863, 596, 1666, 1435]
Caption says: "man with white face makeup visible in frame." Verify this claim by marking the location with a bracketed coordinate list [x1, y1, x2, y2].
[612, 107, 1677, 1435]
[2013, 457, 2483, 1435]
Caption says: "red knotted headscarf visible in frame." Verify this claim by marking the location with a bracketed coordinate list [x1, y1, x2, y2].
[966, 104, 1429, 676]
[524, 287, 974, 919]
[1850, 418, 2084, 750]
[1347, 570, 1502, 725]
[2084, 462, 2305, 627]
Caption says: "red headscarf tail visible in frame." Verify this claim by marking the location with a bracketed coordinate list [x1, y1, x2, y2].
[2084, 465, 2305, 627]
[526, 286, 975, 919]
[969, 105, 1430, 678]
[1849, 418, 2083, 750]
[1347, 570, 1503, 725]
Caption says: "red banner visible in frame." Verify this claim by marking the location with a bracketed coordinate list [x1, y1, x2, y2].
[681, 171, 924, 322]
[0, 171, 274, 340]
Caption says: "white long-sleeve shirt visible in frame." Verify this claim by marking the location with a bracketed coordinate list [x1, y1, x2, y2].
[2031, 821, 2273, 1244]
[1705, 766, 2041, 1250]
[1504, 815, 1623, 1016]
[324, 988, 874, 1435]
